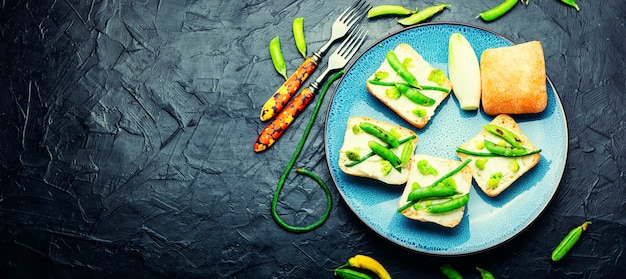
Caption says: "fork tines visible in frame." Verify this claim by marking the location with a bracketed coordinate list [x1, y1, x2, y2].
[339, 0, 372, 27]
[335, 26, 367, 61]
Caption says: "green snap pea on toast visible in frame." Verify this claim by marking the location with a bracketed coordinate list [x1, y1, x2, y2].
[366, 43, 453, 129]
[456, 114, 541, 197]
[398, 154, 473, 228]
[338, 116, 418, 185]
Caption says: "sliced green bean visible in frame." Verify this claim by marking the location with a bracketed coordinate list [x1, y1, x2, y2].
[367, 79, 450, 93]
[483, 124, 523, 148]
[398, 159, 472, 212]
[400, 141, 413, 167]
[395, 83, 436, 107]
[551, 221, 592, 261]
[561, 0, 580, 12]
[386, 50, 419, 88]
[359, 122, 400, 148]
[476, 267, 495, 279]
[477, 0, 518, 22]
[269, 36, 288, 80]
[345, 135, 416, 167]
[368, 141, 402, 167]
[397, 4, 451, 26]
[367, 5, 415, 18]
[407, 184, 458, 201]
[439, 263, 463, 279]
[292, 17, 306, 58]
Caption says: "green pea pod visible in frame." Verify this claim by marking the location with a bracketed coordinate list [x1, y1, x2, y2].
[368, 5, 415, 18]
[346, 135, 416, 167]
[397, 4, 451, 26]
[476, 267, 495, 279]
[483, 124, 523, 148]
[551, 221, 592, 261]
[334, 268, 374, 279]
[407, 184, 458, 201]
[368, 141, 402, 167]
[395, 83, 436, 107]
[292, 17, 306, 58]
[386, 50, 419, 88]
[359, 122, 400, 148]
[483, 140, 540, 157]
[400, 141, 413, 167]
[426, 194, 469, 214]
[439, 263, 463, 279]
[561, 0, 580, 11]
[477, 0, 518, 21]
[269, 36, 288, 80]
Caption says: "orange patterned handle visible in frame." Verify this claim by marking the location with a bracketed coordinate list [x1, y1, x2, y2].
[260, 56, 318, 121]
[254, 87, 315, 152]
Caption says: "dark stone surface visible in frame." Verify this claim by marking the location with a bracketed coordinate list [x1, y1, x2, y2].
[1, 0, 624, 278]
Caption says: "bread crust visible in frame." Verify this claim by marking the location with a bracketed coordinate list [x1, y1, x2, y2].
[398, 154, 472, 228]
[366, 43, 452, 129]
[480, 41, 547, 115]
[456, 114, 540, 197]
[338, 116, 418, 185]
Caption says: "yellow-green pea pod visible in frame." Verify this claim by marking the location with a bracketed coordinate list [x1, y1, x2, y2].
[359, 122, 400, 148]
[561, 0, 580, 12]
[477, 0, 518, 22]
[476, 267, 495, 279]
[397, 4, 450, 26]
[368, 5, 415, 18]
[483, 124, 523, 148]
[368, 141, 402, 168]
[269, 36, 287, 80]
[400, 141, 413, 167]
[347, 254, 392, 279]
[439, 263, 463, 279]
[292, 17, 306, 58]
[426, 193, 469, 214]
[551, 221, 592, 261]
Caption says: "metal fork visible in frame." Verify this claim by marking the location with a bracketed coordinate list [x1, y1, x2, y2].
[259, 0, 371, 121]
[254, 26, 368, 152]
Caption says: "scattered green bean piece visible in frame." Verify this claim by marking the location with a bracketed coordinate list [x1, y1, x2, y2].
[345, 135, 416, 167]
[368, 5, 415, 18]
[561, 0, 580, 12]
[269, 36, 288, 80]
[334, 267, 374, 279]
[368, 141, 402, 167]
[395, 83, 436, 107]
[551, 221, 592, 261]
[292, 17, 307, 58]
[426, 193, 469, 213]
[386, 50, 419, 88]
[407, 184, 458, 201]
[477, 0, 518, 22]
[476, 267, 496, 279]
[367, 79, 450, 93]
[484, 140, 540, 157]
[398, 159, 472, 212]
[440, 263, 463, 279]
[359, 122, 400, 148]
[397, 4, 451, 26]
[483, 124, 523, 148]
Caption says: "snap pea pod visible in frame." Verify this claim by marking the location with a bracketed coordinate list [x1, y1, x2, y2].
[407, 184, 458, 201]
[483, 140, 541, 157]
[345, 135, 416, 167]
[426, 193, 469, 213]
[386, 50, 419, 88]
[397, 4, 450, 26]
[368, 141, 402, 167]
[476, 267, 495, 279]
[398, 159, 471, 212]
[359, 122, 400, 148]
[395, 83, 436, 107]
[439, 263, 463, 279]
[292, 17, 306, 58]
[334, 268, 374, 279]
[483, 124, 523, 148]
[269, 36, 288, 80]
[456, 146, 542, 157]
[551, 221, 592, 261]
[367, 5, 415, 18]
[477, 0, 518, 22]
[561, 0, 580, 12]
[367, 79, 451, 93]
[400, 141, 413, 167]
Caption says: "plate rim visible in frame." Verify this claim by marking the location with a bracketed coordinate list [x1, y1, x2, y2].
[323, 21, 568, 256]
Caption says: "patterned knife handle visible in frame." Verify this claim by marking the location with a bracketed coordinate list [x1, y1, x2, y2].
[254, 87, 316, 152]
[259, 55, 319, 121]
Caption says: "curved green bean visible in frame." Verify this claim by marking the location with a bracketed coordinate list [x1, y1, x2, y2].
[368, 141, 402, 167]
[345, 135, 416, 167]
[395, 83, 436, 106]
[359, 122, 400, 148]
[386, 50, 419, 88]
[426, 193, 469, 213]
[397, 4, 451, 26]
[407, 184, 458, 202]
[551, 221, 591, 261]
[476, 267, 496, 279]
[269, 36, 288, 80]
[368, 5, 415, 18]
[477, 0, 518, 22]
[400, 141, 413, 166]
[439, 263, 463, 279]
[292, 17, 306, 58]
[483, 124, 523, 148]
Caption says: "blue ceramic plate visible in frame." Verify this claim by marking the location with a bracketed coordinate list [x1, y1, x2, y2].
[324, 23, 567, 255]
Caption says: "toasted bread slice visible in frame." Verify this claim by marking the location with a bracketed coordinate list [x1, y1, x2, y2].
[398, 154, 472, 228]
[480, 41, 547, 115]
[338, 116, 418, 185]
[366, 43, 453, 129]
[456, 114, 541, 197]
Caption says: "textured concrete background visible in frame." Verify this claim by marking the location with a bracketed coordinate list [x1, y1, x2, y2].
[1, 0, 625, 278]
